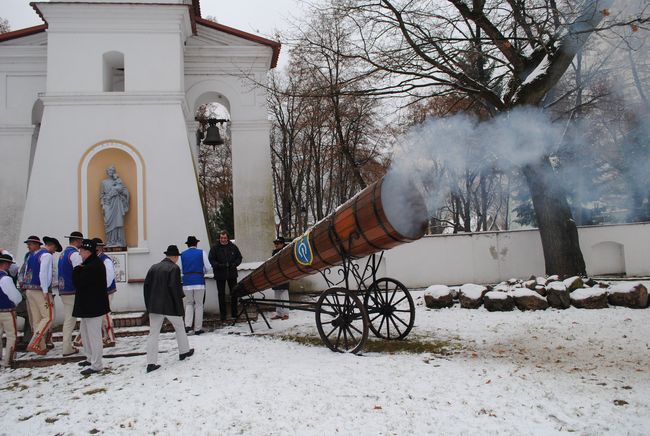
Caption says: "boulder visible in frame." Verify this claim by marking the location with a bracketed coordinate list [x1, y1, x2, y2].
[523, 279, 536, 290]
[533, 285, 547, 297]
[570, 287, 609, 309]
[562, 276, 584, 292]
[545, 275, 559, 284]
[546, 282, 571, 309]
[424, 285, 454, 309]
[458, 283, 486, 309]
[511, 288, 549, 311]
[608, 282, 648, 309]
[483, 291, 515, 312]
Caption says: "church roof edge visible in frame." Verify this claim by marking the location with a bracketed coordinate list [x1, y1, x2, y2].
[0, 24, 48, 43]
[195, 17, 281, 69]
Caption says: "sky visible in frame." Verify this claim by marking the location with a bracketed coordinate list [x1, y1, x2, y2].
[1, 0, 305, 67]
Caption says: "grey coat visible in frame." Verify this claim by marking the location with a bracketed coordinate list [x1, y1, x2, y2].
[143, 258, 184, 316]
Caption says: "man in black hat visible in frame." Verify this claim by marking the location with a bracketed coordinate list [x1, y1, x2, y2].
[143, 245, 194, 373]
[0, 253, 22, 368]
[271, 237, 290, 320]
[93, 238, 117, 347]
[72, 239, 110, 376]
[58, 232, 84, 356]
[42, 236, 62, 350]
[179, 236, 212, 335]
[21, 235, 53, 355]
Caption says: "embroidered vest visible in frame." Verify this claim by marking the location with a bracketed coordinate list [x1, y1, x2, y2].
[181, 248, 206, 286]
[58, 246, 78, 295]
[99, 253, 117, 294]
[0, 270, 16, 311]
[24, 248, 47, 290]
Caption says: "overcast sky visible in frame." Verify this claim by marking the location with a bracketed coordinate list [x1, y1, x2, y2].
[2, 0, 305, 67]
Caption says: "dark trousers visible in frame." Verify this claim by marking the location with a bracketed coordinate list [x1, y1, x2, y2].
[216, 277, 238, 320]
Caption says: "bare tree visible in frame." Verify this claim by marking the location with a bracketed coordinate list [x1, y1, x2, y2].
[325, 0, 648, 276]
[0, 17, 10, 34]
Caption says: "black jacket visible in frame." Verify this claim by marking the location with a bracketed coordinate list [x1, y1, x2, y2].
[208, 242, 242, 281]
[72, 254, 110, 318]
[143, 258, 184, 316]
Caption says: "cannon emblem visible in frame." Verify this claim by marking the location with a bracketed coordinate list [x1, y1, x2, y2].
[294, 232, 313, 266]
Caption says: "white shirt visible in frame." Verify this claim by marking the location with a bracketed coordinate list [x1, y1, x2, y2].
[68, 248, 83, 268]
[0, 273, 22, 306]
[102, 256, 116, 288]
[179, 248, 212, 290]
[39, 251, 53, 293]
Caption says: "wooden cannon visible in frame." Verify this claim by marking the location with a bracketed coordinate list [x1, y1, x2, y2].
[234, 173, 429, 353]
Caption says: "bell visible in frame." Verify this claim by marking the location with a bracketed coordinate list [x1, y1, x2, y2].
[203, 120, 224, 147]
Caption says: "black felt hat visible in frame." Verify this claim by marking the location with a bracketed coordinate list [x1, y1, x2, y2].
[273, 236, 286, 244]
[91, 237, 105, 247]
[43, 236, 63, 252]
[184, 236, 200, 246]
[80, 239, 97, 252]
[65, 231, 84, 240]
[24, 235, 43, 245]
[164, 245, 181, 256]
[0, 253, 15, 264]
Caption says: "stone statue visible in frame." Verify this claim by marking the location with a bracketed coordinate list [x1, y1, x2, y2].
[100, 165, 130, 247]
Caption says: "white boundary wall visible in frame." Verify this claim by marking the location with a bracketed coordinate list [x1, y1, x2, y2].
[289, 222, 650, 291]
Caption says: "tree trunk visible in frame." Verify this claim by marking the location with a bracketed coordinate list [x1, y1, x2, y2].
[522, 158, 586, 277]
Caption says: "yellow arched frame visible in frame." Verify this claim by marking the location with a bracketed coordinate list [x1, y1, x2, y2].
[78, 140, 147, 247]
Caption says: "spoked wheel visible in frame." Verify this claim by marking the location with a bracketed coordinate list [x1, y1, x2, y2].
[364, 277, 415, 340]
[315, 287, 369, 354]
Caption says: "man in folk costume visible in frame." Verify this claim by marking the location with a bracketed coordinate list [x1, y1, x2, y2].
[42, 237, 62, 350]
[143, 245, 194, 373]
[0, 253, 22, 368]
[21, 235, 55, 355]
[180, 236, 211, 335]
[73, 239, 110, 376]
[1, 247, 29, 351]
[58, 231, 84, 356]
[92, 238, 116, 347]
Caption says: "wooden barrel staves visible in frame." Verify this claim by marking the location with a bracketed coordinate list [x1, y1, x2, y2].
[236, 173, 429, 295]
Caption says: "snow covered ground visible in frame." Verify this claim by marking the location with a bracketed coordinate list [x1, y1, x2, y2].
[2, 284, 649, 435]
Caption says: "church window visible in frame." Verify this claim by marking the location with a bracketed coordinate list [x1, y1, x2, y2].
[103, 51, 125, 92]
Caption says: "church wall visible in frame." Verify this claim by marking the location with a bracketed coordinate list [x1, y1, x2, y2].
[46, 33, 183, 93]
[0, 46, 46, 252]
[18, 99, 210, 312]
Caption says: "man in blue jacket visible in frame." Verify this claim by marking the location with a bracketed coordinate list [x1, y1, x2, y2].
[0, 253, 22, 368]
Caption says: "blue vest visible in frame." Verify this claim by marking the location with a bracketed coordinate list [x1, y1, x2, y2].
[99, 253, 117, 294]
[58, 246, 78, 295]
[0, 270, 17, 312]
[181, 248, 206, 286]
[24, 248, 47, 290]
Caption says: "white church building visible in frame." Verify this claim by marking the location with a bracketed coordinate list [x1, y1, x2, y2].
[0, 0, 279, 312]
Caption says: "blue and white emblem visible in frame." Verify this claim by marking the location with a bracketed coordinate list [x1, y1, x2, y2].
[294, 232, 313, 266]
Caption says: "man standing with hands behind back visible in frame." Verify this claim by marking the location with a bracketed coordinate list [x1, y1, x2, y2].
[208, 231, 242, 321]
[143, 245, 193, 373]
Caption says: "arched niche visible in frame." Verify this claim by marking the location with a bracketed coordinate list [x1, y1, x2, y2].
[590, 241, 626, 276]
[79, 140, 146, 248]
[103, 51, 125, 92]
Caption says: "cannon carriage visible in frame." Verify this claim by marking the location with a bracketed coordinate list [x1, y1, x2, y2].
[233, 174, 428, 354]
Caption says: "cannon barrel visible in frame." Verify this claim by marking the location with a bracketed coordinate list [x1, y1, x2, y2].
[236, 173, 429, 295]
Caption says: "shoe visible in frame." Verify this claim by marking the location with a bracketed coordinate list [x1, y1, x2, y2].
[179, 348, 194, 361]
[103, 341, 116, 348]
[194, 330, 205, 335]
[27, 346, 48, 356]
[281, 315, 289, 320]
[80, 368, 100, 376]
[63, 348, 79, 357]
[270, 315, 282, 320]
[185, 326, 192, 334]
[146, 364, 161, 373]
[46, 342, 55, 350]
[78, 360, 91, 367]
